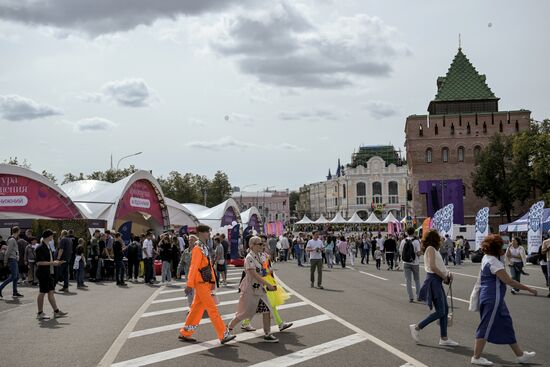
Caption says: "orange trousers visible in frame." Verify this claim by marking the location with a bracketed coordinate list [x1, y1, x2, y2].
[180, 283, 226, 340]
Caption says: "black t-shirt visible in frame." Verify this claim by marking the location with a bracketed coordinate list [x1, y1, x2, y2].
[160, 242, 172, 261]
[113, 240, 124, 261]
[127, 242, 139, 261]
[221, 240, 230, 258]
[99, 240, 106, 258]
[384, 238, 397, 252]
[35, 244, 53, 275]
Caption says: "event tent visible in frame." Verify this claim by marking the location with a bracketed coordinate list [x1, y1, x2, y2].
[498, 208, 550, 233]
[315, 214, 329, 224]
[240, 207, 262, 232]
[365, 212, 381, 224]
[182, 198, 240, 232]
[347, 212, 365, 224]
[164, 197, 200, 228]
[330, 212, 347, 224]
[382, 212, 400, 223]
[295, 215, 314, 224]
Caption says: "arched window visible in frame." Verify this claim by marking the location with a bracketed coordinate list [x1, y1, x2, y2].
[434, 124, 439, 135]
[467, 122, 471, 134]
[442, 147, 449, 163]
[356, 182, 366, 205]
[474, 145, 482, 159]
[372, 182, 382, 204]
[342, 184, 346, 199]
[457, 146, 465, 162]
[426, 148, 433, 163]
[419, 125, 423, 136]
[483, 122, 487, 133]
[388, 181, 399, 204]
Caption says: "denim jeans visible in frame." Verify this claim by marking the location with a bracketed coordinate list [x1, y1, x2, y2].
[361, 248, 370, 264]
[510, 262, 523, 291]
[418, 294, 448, 338]
[295, 248, 302, 266]
[115, 260, 125, 284]
[161, 261, 171, 283]
[310, 259, 323, 286]
[76, 266, 85, 286]
[0, 258, 19, 295]
[59, 262, 69, 288]
[386, 252, 394, 269]
[326, 250, 334, 268]
[403, 263, 420, 300]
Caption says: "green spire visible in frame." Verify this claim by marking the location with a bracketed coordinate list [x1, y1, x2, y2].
[433, 48, 498, 102]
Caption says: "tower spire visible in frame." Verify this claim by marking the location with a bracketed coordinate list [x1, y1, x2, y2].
[458, 33, 462, 50]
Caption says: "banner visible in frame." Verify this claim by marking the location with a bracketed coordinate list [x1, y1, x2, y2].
[432, 203, 454, 238]
[178, 225, 188, 237]
[117, 221, 132, 245]
[229, 224, 240, 260]
[527, 200, 545, 254]
[474, 207, 490, 251]
[116, 179, 163, 226]
[421, 217, 431, 238]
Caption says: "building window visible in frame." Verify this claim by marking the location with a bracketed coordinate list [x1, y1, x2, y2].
[442, 147, 449, 162]
[499, 121, 503, 132]
[457, 146, 465, 162]
[343, 184, 346, 199]
[474, 145, 482, 159]
[356, 182, 367, 205]
[483, 122, 487, 133]
[515, 120, 519, 132]
[372, 182, 382, 204]
[426, 148, 433, 163]
[450, 123, 455, 135]
[388, 181, 399, 204]
[467, 122, 471, 134]
[435, 124, 438, 135]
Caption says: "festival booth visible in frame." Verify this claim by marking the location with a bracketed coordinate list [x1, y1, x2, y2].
[62, 171, 170, 235]
[0, 164, 100, 238]
[348, 212, 365, 224]
[382, 212, 401, 234]
[315, 214, 329, 224]
[240, 207, 262, 233]
[295, 215, 314, 225]
[164, 197, 200, 231]
[182, 198, 241, 234]
[498, 208, 550, 233]
[330, 212, 347, 224]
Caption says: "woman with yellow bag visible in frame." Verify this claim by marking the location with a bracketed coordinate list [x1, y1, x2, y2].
[240, 236, 293, 333]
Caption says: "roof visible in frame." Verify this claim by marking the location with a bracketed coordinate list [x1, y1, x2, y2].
[433, 48, 498, 102]
[164, 197, 200, 227]
[240, 207, 261, 226]
[182, 199, 241, 231]
[350, 145, 402, 167]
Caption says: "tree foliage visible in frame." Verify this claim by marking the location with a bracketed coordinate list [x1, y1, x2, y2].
[158, 170, 232, 207]
[289, 191, 300, 216]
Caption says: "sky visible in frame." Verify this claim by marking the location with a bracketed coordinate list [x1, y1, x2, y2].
[0, 0, 549, 192]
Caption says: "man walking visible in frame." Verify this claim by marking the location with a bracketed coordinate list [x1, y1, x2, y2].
[399, 227, 422, 302]
[113, 233, 126, 286]
[306, 231, 324, 289]
[57, 230, 73, 292]
[143, 232, 154, 284]
[384, 234, 397, 270]
[280, 233, 290, 261]
[0, 226, 24, 298]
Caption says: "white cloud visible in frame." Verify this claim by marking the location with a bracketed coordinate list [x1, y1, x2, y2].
[0, 0, 248, 36]
[76, 92, 103, 103]
[188, 118, 205, 126]
[74, 117, 117, 132]
[187, 136, 259, 151]
[102, 78, 153, 107]
[278, 108, 339, 121]
[225, 113, 254, 126]
[364, 100, 399, 119]
[0, 94, 62, 121]
[280, 143, 306, 152]
[210, 2, 408, 89]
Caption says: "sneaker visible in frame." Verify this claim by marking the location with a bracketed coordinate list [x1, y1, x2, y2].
[278, 322, 293, 332]
[311, 283, 314, 288]
[241, 325, 257, 332]
[517, 351, 536, 364]
[409, 299, 414, 303]
[54, 310, 68, 318]
[318, 285, 324, 289]
[13, 292, 24, 298]
[470, 357, 494, 366]
[409, 324, 420, 343]
[178, 335, 197, 343]
[36, 312, 50, 320]
[221, 331, 236, 344]
[58, 288, 68, 292]
[510, 289, 517, 295]
[439, 339, 459, 346]
[263, 334, 279, 343]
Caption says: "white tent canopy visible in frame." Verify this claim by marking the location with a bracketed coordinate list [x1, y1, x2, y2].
[330, 212, 347, 224]
[365, 212, 381, 224]
[347, 212, 365, 224]
[382, 212, 400, 223]
[241, 207, 261, 227]
[182, 198, 241, 232]
[295, 215, 314, 224]
[315, 214, 329, 224]
[164, 198, 199, 228]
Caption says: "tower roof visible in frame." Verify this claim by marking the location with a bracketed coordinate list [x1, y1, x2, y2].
[433, 48, 498, 102]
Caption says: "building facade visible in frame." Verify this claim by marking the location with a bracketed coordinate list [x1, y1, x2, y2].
[232, 190, 290, 223]
[297, 150, 410, 221]
[405, 47, 531, 225]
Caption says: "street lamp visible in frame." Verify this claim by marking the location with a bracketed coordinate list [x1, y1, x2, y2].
[116, 152, 143, 170]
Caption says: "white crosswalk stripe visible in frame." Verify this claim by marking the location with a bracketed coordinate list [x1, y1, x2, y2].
[152, 290, 236, 304]
[141, 299, 239, 317]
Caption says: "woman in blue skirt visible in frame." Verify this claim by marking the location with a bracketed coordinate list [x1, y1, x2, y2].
[410, 229, 459, 347]
[471, 235, 537, 366]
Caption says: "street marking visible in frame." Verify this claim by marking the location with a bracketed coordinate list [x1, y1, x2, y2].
[399, 284, 469, 304]
[112, 315, 331, 367]
[141, 299, 239, 318]
[97, 286, 164, 367]
[276, 278, 428, 367]
[152, 290, 236, 304]
[128, 301, 307, 338]
[359, 271, 388, 281]
[248, 333, 367, 367]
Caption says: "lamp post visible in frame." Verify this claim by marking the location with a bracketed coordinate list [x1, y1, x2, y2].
[116, 152, 143, 170]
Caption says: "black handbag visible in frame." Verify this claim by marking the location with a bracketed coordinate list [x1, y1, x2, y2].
[199, 257, 213, 283]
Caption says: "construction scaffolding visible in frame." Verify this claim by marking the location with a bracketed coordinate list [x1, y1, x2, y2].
[349, 145, 405, 168]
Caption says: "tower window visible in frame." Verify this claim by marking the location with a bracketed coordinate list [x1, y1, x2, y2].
[426, 148, 433, 163]
[458, 146, 465, 162]
[435, 124, 438, 135]
[442, 147, 449, 163]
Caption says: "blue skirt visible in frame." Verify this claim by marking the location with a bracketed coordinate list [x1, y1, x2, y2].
[476, 300, 516, 344]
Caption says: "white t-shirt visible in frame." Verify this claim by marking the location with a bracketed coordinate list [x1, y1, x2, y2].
[399, 236, 422, 265]
[424, 247, 448, 274]
[306, 239, 324, 260]
[143, 239, 153, 258]
[376, 238, 385, 251]
[177, 236, 185, 252]
[482, 255, 505, 274]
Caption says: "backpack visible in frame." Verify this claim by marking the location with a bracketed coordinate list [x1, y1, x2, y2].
[402, 239, 416, 263]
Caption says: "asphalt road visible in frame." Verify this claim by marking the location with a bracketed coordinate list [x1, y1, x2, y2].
[0, 257, 547, 367]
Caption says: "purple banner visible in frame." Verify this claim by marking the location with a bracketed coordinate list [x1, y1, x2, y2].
[221, 206, 237, 227]
[419, 179, 464, 225]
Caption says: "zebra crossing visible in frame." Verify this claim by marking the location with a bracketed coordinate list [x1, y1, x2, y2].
[100, 268, 428, 367]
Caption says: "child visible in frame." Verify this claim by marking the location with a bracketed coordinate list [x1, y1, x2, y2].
[375, 247, 382, 270]
[74, 240, 87, 288]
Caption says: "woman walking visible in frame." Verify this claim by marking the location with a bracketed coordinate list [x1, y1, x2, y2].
[325, 236, 335, 269]
[470, 235, 537, 366]
[505, 237, 527, 294]
[410, 229, 458, 347]
[337, 236, 348, 269]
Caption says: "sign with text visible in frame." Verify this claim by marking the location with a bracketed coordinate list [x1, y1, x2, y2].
[475, 207, 490, 251]
[116, 180, 163, 226]
[527, 201, 545, 254]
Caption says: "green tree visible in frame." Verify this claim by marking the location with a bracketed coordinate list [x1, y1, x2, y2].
[472, 134, 516, 222]
[207, 171, 232, 207]
[3, 157, 31, 168]
[41, 170, 57, 184]
[86, 165, 138, 183]
[158, 172, 200, 203]
[62, 172, 85, 184]
[289, 191, 300, 216]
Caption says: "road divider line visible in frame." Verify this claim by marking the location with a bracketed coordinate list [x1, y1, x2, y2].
[248, 333, 367, 367]
[152, 290, 236, 304]
[97, 286, 163, 367]
[129, 301, 307, 338]
[141, 299, 239, 318]
[112, 315, 331, 367]
[276, 277, 428, 367]
[359, 271, 388, 281]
